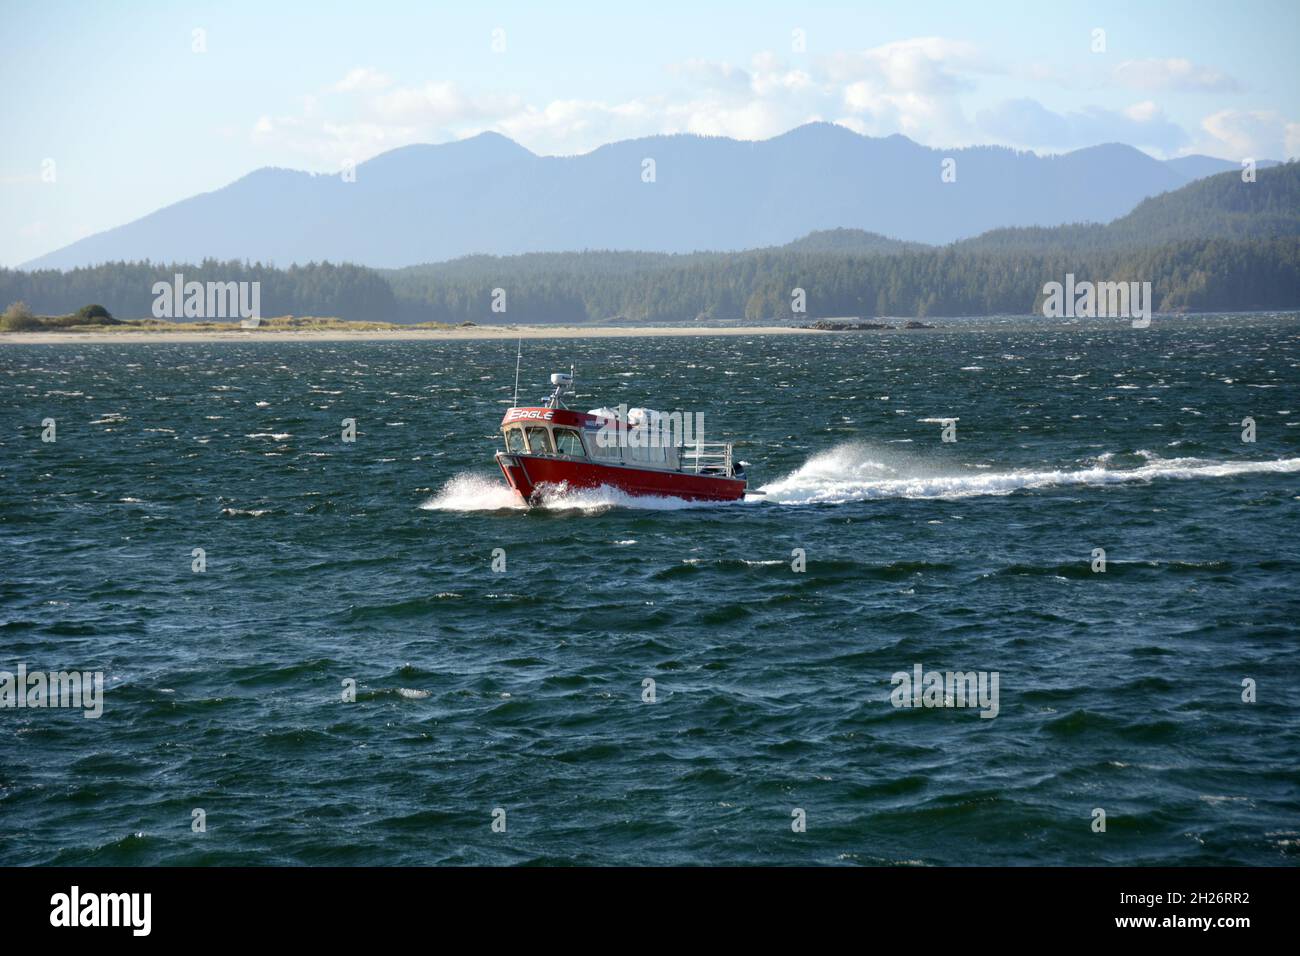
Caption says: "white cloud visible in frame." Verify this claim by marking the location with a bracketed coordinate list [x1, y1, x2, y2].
[1196, 109, 1295, 159]
[674, 97, 807, 141]
[666, 58, 751, 92]
[821, 37, 990, 92]
[976, 98, 1188, 152]
[1124, 100, 1160, 122]
[491, 98, 656, 151]
[1015, 62, 1075, 88]
[372, 82, 521, 125]
[818, 38, 993, 144]
[1113, 58, 1241, 93]
[653, 53, 833, 141]
[247, 37, 1286, 166]
[252, 39, 1005, 165]
[333, 67, 393, 93]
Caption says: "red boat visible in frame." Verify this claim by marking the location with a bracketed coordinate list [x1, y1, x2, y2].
[495, 371, 748, 505]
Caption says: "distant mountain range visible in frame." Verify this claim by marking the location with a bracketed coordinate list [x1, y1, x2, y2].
[383, 160, 1299, 276]
[21, 123, 1281, 270]
[7, 164, 1296, 323]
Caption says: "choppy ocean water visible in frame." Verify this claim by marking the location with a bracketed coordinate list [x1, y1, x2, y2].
[1, 313, 1298, 866]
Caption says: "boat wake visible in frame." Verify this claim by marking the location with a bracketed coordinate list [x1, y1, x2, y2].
[423, 444, 1300, 512]
[755, 443, 1300, 505]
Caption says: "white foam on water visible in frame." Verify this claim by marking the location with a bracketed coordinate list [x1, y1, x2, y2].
[755, 442, 1300, 505]
[421, 473, 526, 511]
[421, 473, 726, 512]
[531, 482, 722, 512]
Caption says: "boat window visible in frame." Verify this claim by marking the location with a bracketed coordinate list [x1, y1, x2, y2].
[503, 426, 526, 454]
[627, 437, 670, 466]
[525, 426, 553, 455]
[588, 430, 622, 461]
[553, 428, 586, 457]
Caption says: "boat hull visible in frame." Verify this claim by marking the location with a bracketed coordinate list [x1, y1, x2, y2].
[496, 453, 746, 504]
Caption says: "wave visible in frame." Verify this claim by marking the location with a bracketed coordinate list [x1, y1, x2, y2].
[755, 443, 1300, 505]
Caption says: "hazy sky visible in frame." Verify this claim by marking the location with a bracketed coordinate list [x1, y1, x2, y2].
[2, 0, 1297, 266]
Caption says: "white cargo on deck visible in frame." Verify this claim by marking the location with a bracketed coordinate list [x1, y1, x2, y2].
[626, 407, 662, 427]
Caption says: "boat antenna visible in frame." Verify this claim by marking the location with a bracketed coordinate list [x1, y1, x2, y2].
[512, 336, 522, 408]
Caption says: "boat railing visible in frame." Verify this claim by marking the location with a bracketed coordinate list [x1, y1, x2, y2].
[680, 442, 734, 476]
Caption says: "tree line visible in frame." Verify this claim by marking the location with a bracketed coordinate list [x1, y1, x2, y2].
[385, 238, 1300, 322]
[0, 260, 400, 322]
[4, 238, 1296, 324]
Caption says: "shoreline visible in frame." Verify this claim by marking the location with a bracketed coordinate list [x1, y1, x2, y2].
[0, 324, 825, 344]
[4, 311, 1292, 345]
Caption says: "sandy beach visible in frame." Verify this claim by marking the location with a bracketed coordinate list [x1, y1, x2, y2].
[0, 324, 825, 345]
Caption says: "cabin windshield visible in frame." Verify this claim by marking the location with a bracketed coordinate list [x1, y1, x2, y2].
[503, 426, 526, 454]
[524, 426, 553, 455]
[553, 428, 586, 457]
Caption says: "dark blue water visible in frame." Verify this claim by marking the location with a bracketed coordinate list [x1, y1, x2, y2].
[2, 314, 1298, 865]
